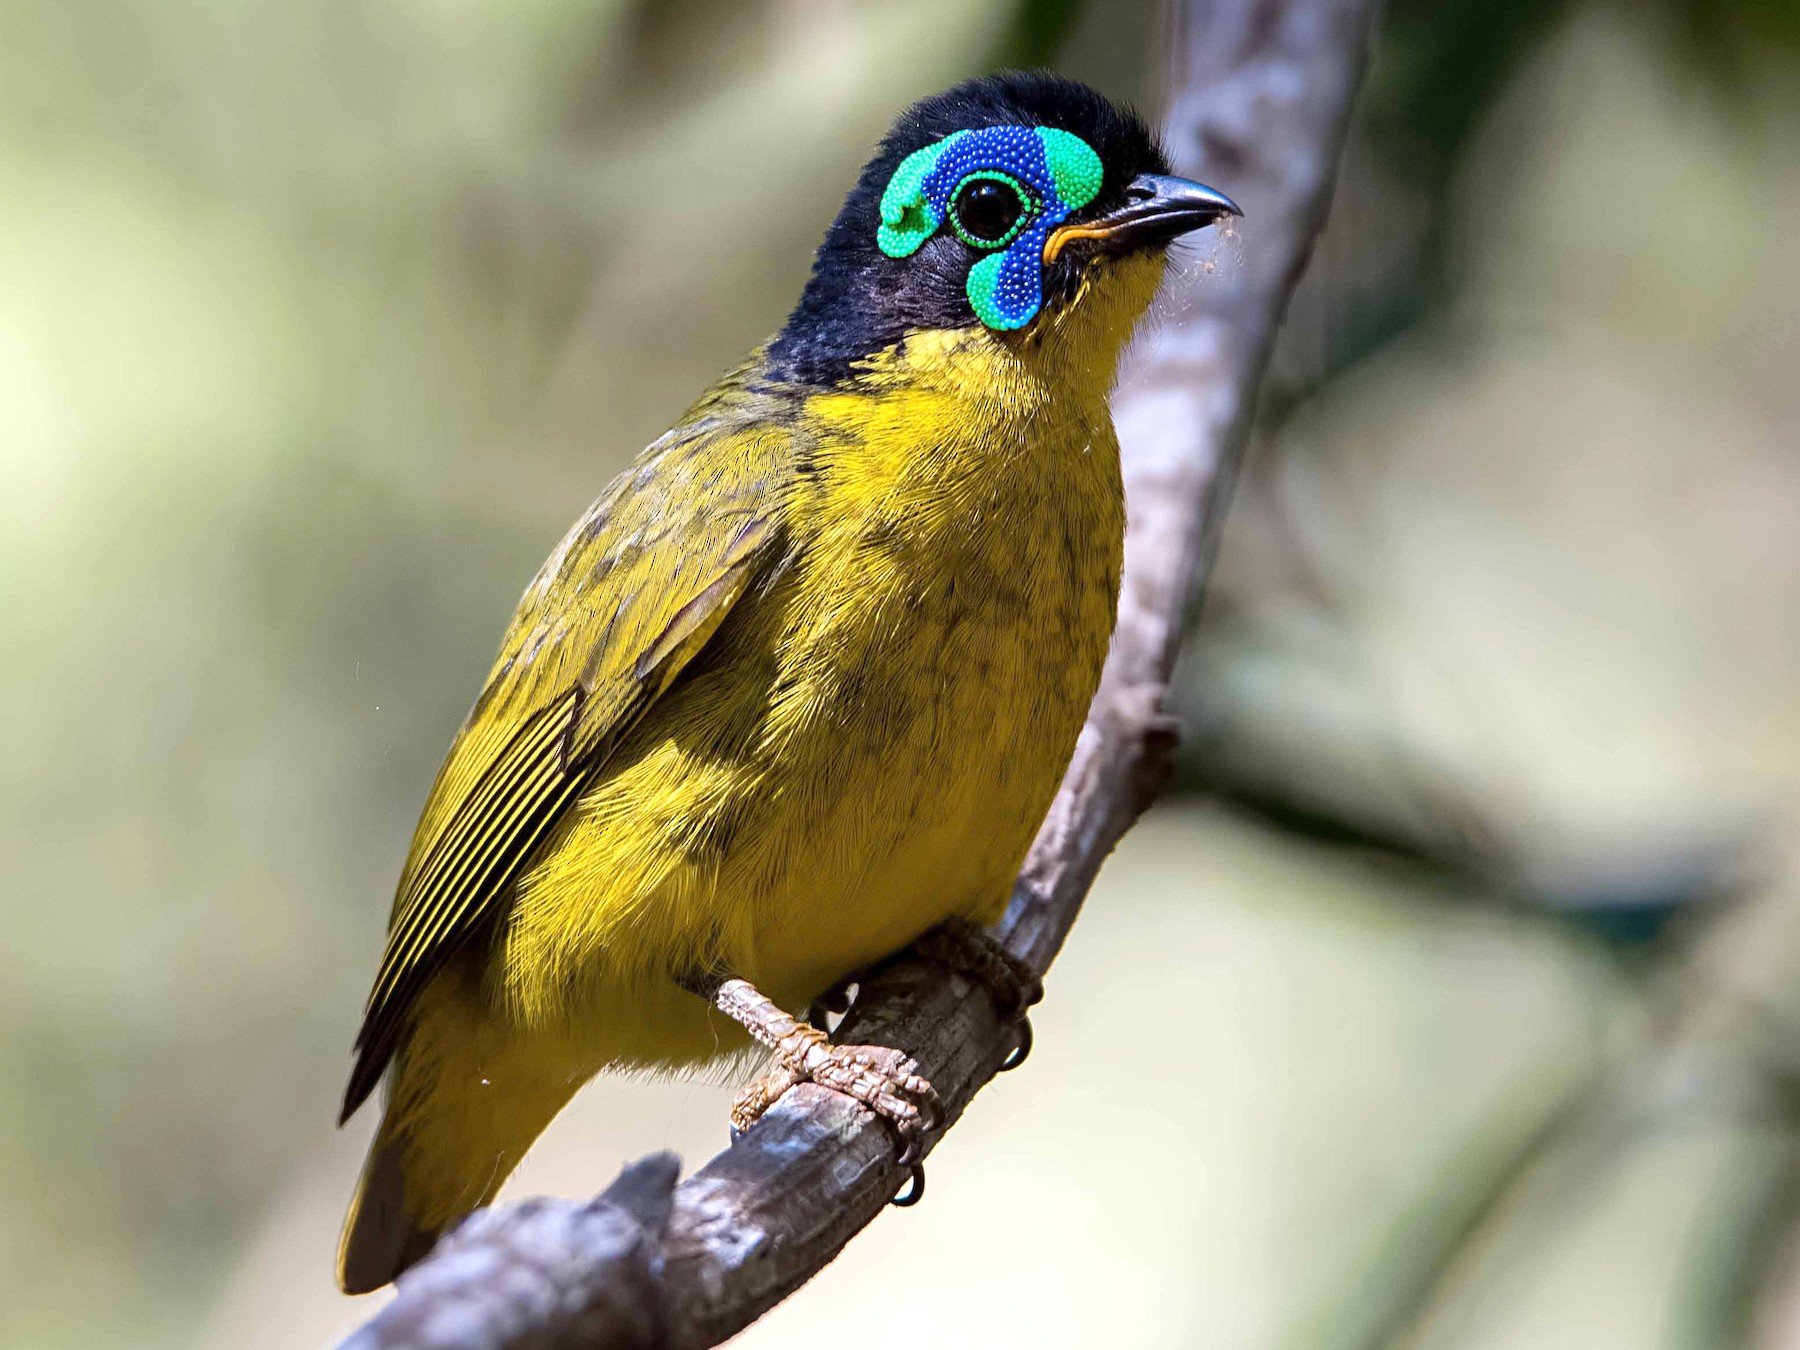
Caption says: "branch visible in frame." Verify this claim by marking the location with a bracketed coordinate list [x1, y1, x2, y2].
[338, 2, 1379, 1345]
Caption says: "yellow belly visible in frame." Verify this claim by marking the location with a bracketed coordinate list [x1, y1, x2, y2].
[496, 334, 1125, 1074]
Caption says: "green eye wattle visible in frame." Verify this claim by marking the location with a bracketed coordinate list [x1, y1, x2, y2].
[948, 173, 1034, 249]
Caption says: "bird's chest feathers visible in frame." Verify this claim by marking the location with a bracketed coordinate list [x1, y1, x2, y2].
[741, 335, 1123, 970]
[792, 334, 1121, 723]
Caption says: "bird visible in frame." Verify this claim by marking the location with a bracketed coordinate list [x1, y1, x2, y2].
[335, 69, 1239, 1295]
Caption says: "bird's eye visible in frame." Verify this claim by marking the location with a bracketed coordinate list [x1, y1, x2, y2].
[949, 175, 1032, 249]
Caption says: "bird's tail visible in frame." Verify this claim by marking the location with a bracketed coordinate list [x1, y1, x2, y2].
[336, 995, 584, 1294]
[337, 1117, 442, 1295]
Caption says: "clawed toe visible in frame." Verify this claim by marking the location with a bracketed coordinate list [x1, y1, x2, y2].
[916, 918, 1043, 1022]
[712, 977, 940, 1200]
[729, 1061, 804, 1136]
[998, 1016, 1033, 1072]
[891, 1161, 926, 1207]
[728, 1035, 941, 1174]
[811, 1043, 943, 1160]
[808, 975, 858, 1027]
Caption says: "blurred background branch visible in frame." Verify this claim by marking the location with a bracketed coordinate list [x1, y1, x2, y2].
[336, 0, 1380, 1344]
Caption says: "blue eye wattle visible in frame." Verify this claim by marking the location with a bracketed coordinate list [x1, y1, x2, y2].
[875, 124, 1104, 331]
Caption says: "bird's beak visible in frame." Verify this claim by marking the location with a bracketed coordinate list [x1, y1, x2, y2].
[1043, 174, 1242, 264]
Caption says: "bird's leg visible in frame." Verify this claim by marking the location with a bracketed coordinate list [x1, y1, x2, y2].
[709, 978, 942, 1168]
[913, 918, 1042, 1071]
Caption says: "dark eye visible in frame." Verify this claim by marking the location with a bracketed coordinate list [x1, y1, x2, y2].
[950, 176, 1030, 248]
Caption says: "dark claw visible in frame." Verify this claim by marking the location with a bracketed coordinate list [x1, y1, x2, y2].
[876, 1093, 938, 1169]
[919, 1089, 945, 1134]
[891, 1162, 926, 1207]
[895, 1132, 920, 1169]
[1010, 974, 1045, 1020]
[998, 1016, 1033, 1072]
[808, 977, 857, 1028]
[917, 919, 1042, 1021]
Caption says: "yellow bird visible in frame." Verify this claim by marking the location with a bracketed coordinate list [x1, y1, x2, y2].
[336, 70, 1238, 1294]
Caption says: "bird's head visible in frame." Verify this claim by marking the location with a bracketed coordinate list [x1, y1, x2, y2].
[767, 71, 1239, 390]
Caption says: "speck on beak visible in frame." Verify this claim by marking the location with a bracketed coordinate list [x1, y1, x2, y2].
[1043, 174, 1242, 264]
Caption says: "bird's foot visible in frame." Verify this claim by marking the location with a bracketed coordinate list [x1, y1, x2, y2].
[729, 1061, 803, 1135]
[716, 979, 942, 1171]
[914, 918, 1041, 1070]
[916, 918, 1042, 1018]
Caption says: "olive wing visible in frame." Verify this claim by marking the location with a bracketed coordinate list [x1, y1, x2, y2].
[341, 419, 789, 1121]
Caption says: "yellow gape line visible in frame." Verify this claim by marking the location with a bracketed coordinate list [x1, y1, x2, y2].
[1043, 222, 1118, 264]
[333, 70, 1239, 1295]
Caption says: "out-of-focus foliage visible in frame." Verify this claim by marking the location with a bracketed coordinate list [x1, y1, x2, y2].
[1266, 0, 1800, 397]
[1174, 6, 1800, 1346]
[2, 1, 1797, 1348]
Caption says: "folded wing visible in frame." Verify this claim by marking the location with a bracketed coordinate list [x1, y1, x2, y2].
[340, 413, 793, 1121]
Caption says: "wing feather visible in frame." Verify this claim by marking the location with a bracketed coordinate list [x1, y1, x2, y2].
[341, 405, 793, 1122]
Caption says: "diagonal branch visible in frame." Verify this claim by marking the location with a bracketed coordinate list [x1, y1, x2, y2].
[337, 2, 1380, 1345]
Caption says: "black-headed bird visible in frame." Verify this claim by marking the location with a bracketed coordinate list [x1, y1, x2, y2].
[336, 71, 1238, 1294]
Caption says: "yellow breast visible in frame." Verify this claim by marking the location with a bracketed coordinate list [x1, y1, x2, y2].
[498, 259, 1159, 1068]
[745, 328, 1125, 995]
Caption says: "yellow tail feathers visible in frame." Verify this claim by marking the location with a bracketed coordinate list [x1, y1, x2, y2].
[336, 981, 586, 1293]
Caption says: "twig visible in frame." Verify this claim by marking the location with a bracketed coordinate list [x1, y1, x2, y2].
[338, 1, 1379, 1345]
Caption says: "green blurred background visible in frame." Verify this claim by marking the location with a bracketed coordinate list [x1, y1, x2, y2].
[2, 0, 1797, 1346]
